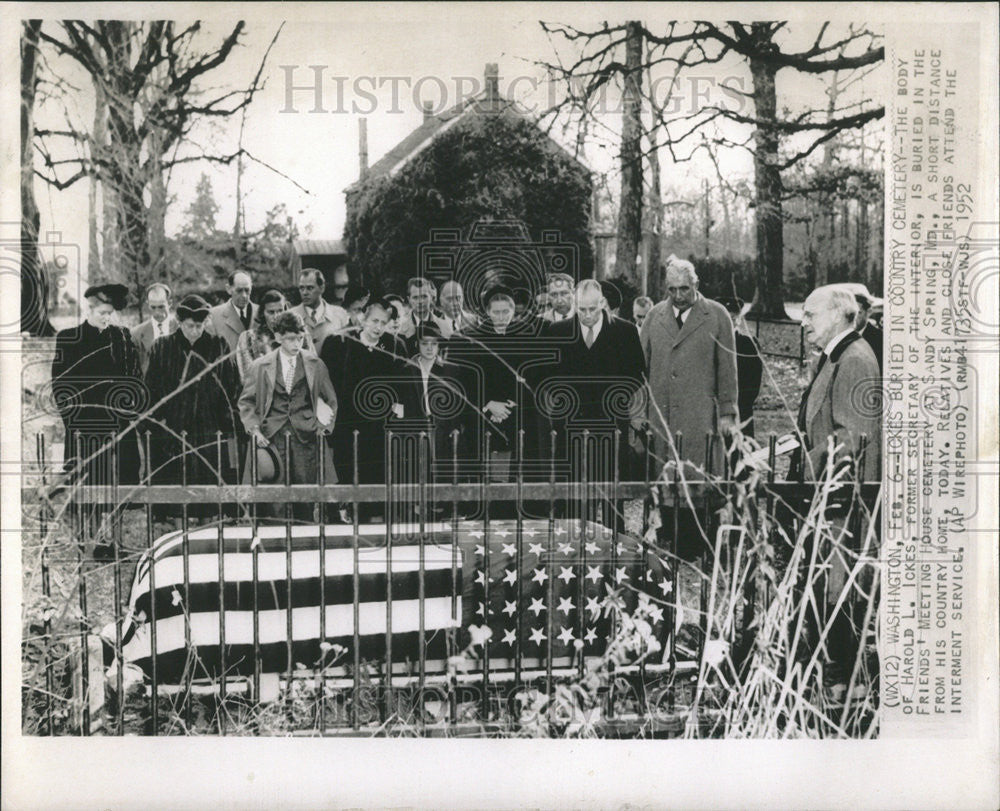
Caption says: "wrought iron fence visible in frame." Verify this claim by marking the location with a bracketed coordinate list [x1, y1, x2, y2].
[22, 427, 878, 737]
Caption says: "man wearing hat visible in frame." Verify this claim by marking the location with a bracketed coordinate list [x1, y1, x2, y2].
[206, 270, 257, 353]
[51, 283, 144, 552]
[143, 295, 240, 523]
[238, 311, 338, 522]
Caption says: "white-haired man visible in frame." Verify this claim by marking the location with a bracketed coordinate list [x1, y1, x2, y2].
[639, 256, 738, 474]
[835, 282, 883, 373]
[794, 283, 882, 698]
[434, 280, 478, 338]
[638, 257, 738, 561]
[796, 284, 881, 483]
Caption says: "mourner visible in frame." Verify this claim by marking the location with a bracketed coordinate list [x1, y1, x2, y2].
[720, 296, 764, 439]
[290, 267, 349, 352]
[340, 284, 372, 334]
[632, 296, 654, 330]
[239, 311, 338, 522]
[236, 290, 315, 380]
[639, 257, 738, 559]
[436, 280, 478, 338]
[465, 285, 526, 484]
[320, 299, 405, 495]
[540, 279, 645, 510]
[206, 270, 257, 353]
[51, 283, 144, 553]
[397, 321, 472, 494]
[131, 283, 177, 374]
[794, 284, 882, 697]
[329, 265, 351, 307]
[143, 294, 240, 521]
[795, 285, 881, 483]
[599, 279, 623, 318]
[837, 282, 883, 373]
[539, 272, 575, 322]
[397, 276, 438, 340]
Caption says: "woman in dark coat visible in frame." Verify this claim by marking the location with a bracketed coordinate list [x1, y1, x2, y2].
[143, 295, 240, 517]
[319, 298, 406, 488]
[51, 284, 144, 488]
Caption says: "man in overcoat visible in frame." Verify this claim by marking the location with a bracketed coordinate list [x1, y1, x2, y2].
[131, 283, 177, 374]
[206, 270, 257, 354]
[639, 257, 738, 476]
[793, 284, 882, 697]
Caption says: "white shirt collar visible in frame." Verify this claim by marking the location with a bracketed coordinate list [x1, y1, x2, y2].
[824, 328, 856, 357]
[278, 349, 298, 374]
[672, 304, 690, 322]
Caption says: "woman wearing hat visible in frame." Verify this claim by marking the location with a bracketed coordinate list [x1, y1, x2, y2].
[51, 284, 144, 553]
[143, 294, 241, 521]
[235, 289, 315, 380]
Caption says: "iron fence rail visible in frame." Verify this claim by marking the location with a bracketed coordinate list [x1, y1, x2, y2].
[22, 428, 878, 737]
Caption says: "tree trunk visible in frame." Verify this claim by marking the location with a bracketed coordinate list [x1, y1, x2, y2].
[88, 81, 106, 283]
[747, 41, 789, 318]
[613, 20, 643, 289]
[646, 133, 663, 300]
[20, 20, 52, 337]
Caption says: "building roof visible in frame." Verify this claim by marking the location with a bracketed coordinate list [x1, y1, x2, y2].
[291, 239, 346, 257]
[348, 76, 588, 192]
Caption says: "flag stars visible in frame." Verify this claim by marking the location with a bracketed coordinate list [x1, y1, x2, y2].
[557, 541, 575, 555]
[557, 566, 576, 584]
[615, 566, 629, 582]
[529, 627, 547, 645]
[557, 626, 576, 645]
[502, 568, 517, 585]
[531, 567, 549, 585]
[528, 542, 545, 557]
[501, 543, 518, 557]
[528, 597, 546, 616]
[502, 628, 517, 646]
[584, 627, 598, 645]
[586, 596, 602, 616]
[502, 600, 517, 617]
[585, 540, 601, 555]
[647, 603, 665, 625]
[585, 565, 603, 583]
[557, 596, 575, 615]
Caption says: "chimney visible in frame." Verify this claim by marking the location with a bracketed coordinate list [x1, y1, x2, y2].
[358, 117, 368, 180]
[422, 100, 434, 122]
[484, 63, 499, 101]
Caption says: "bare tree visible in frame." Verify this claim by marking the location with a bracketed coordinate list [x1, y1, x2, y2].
[31, 20, 281, 301]
[540, 20, 883, 316]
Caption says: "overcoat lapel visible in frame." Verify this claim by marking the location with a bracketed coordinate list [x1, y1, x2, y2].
[673, 298, 706, 347]
[805, 359, 834, 428]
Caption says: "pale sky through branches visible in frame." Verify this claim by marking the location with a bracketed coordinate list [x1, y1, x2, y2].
[32, 7, 882, 277]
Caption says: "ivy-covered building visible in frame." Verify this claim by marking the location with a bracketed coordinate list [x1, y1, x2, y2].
[343, 64, 593, 300]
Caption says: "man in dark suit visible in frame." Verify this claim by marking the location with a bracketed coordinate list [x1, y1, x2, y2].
[795, 284, 882, 698]
[206, 270, 257, 354]
[719, 296, 763, 438]
[540, 279, 645, 494]
[131, 282, 177, 374]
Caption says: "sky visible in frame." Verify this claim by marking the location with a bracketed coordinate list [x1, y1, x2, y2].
[30, 6, 883, 279]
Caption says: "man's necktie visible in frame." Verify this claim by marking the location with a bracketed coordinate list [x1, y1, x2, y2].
[584, 325, 595, 348]
[675, 312, 684, 331]
[240, 307, 250, 329]
[283, 355, 296, 392]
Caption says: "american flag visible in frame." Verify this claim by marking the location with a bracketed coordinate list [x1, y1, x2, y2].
[118, 519, 673, 684]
